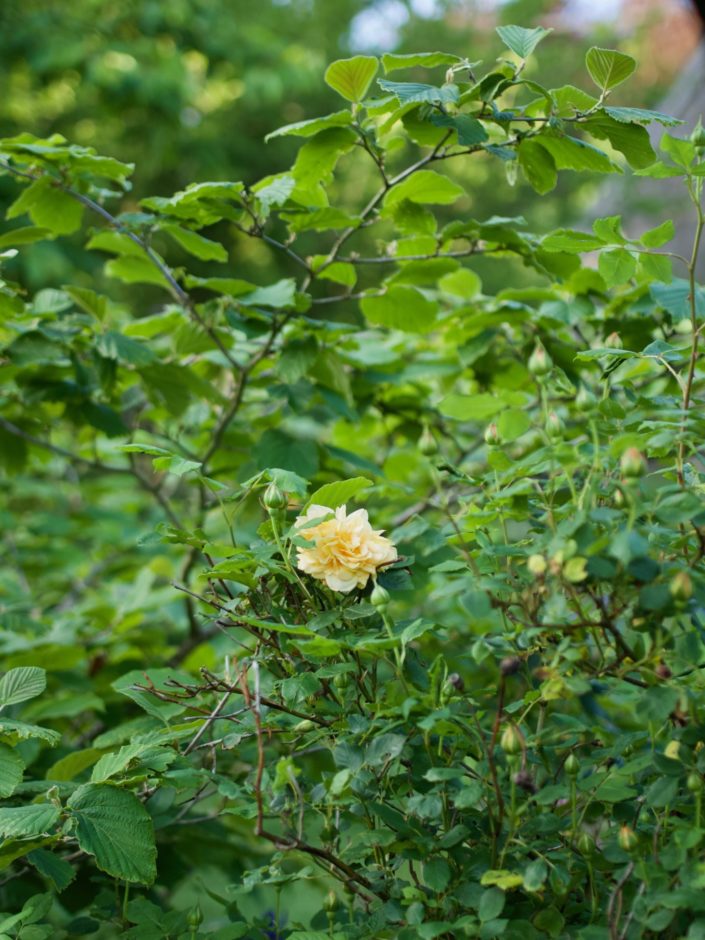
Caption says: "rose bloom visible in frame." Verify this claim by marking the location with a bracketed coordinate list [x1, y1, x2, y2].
[294, 504, 397, 593]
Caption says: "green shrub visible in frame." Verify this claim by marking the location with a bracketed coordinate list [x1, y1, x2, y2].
[1, 27, 705, 939]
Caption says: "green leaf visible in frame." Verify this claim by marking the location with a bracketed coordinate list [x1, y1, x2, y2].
[518, 139, 557, 194]
[307, 477, 372, 509]
[163, 225, 228, 262]
[439, 268, 481, 299]
[598, 248, 636, 286]
[384, 170, 465, 209]
[0, 668, 46, 707]
[324, 56, 378, 103]
[593, 215, 625, 243]
[429, 113, 488, 146]
[0, 226, 52, 249]
[535, 134, 619, 174]
[641, 219, 675, 248]
[291, 127, 357, 187]
[496, 25, 552, 59]
[97, 330, 156, 366]
[360, 286, 437, 332]
[6, 176, 84, 235]
[239, 279, 297, 309]
[0, 805, 60, 839]
[439, 393, 505, 421]
[264, 111, 353, 141]
[27, 848, 76, 892]
[478, 886, 505, 922]
[67, 783, 157, 884]
[0, 744, 24, 797]
[542, 230, 605, 253]
[585, 47, 636, 92]
[104, 255, 171, 289]
[660, 133, 696, 169]
[377, 79, 459, 106]
[381, 52, 462, 73]
[64, 285, 107, 319]
[604, 106, 683, 127]
[423, 857, 451, 892]
[584, 114, 656, 169]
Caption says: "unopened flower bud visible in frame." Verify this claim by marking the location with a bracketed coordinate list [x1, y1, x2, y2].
[545, 411, 564, 441]
[655, 663, 672, 680]
[620, 447, 646, 479]
[446, 672, 465, 692]
[418, 425, 439, 457]
[527, 554, 547, 576]
[618, 824, 638, 853]
[577, 832, 596, 857]
[500, 656, 521, 677]
[575, 385, 596, 412]
[370, 583, 390, 610]
[564, 753, 580, 776]
[670, 571, 693, 602]
[687, 772, 703, 793]
[691, 121, 705, 152]
[324, 890, 338, 913]
[445, 67, 455, 84]
[484, 422, 502, 447]
[500, 724, 523, 755]
[186, 904, 203, 929]
[263, 482, 287, 511]
[604, 331, 622, 349]
[613, 487, 626, 508]
[528, 342, 552, 377]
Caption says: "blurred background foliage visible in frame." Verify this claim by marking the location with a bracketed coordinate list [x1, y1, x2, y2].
[0, 0, 700, 297]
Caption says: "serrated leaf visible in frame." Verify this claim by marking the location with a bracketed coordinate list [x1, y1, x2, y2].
[604, 106, 683, 127]
[518, 139, 557, 194]
[360, 286, 437, 332]
[67, 783, 157, 884]
[585, 47, 636, 92]
[0, 744, 24, 797]
[27, 848, 76, 892]
[598, 248, 636, 286]
[0, 668, 46, 707]
[0, 720, 61, 745]
[640, 219, 674, 248]
[535, 134, 619, 174]
[0, 226, 52, 249]
[0, 804, 60, 839]
[384, 169, 465, 209]
[265, 111, 353, 141]
[496, 24, 552, 59]
[585, 114, 656, 169]
[307, 477, 372, 509]
[377, 79, 459, 106]
[325, 56, 378, 103]
[239, 278, 297, 309]
[439, 393, 505, 421]
[163, 225, 228, 262]
[381, 52, 462, 73]
[542, 230, 605, 253]
[429, 113, 488, 146]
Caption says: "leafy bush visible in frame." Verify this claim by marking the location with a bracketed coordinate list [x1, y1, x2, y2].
[1, 26, 705, 940]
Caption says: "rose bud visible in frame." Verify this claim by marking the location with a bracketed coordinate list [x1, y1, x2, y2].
[370, 583, 391, 611]
[528, 342, 552, 377]
[484, 422, 502, 447]
[575, 386, 596, 412]
[605, 331, 622, 349]
[263, 481, 287, 511]
[655, 663, 672, 680]
[446, 672, 465, 692]
[618, 825, 638, 853]
[500, 724, 524, 755]
[545, 411, 564, 441]
[564, 754, 580, 776]
[620, 447, 646, 479]
[577, 832, 596, 857]
[418, 425, 439, 457]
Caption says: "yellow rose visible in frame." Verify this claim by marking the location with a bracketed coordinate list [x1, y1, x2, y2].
[294, 504, 397, 593]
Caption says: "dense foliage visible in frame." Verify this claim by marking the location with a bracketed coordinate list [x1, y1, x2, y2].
[1, 24, 705, 940]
